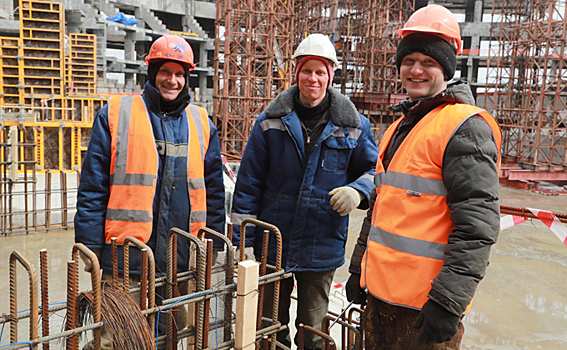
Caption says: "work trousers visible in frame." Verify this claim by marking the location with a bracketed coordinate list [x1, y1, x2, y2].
[362, 294, 465, 350]
[83, 270, 190, 350]
[262, 269, 335, 350]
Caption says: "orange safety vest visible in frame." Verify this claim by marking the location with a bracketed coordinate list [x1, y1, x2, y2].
[105, 95, 210, 243]
[361, 103, 502, 311]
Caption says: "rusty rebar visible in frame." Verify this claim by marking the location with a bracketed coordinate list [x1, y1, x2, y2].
[9, 250, 39, 343]
[298, 322, 305, 350]
[123, 236, 156, 335]
[66, 260, 79, 350]
[298, 323, 336, 350]
[347, 307, 364, 350]
[166, 228, 179, 350]
[40, 249, 50, 350]
[197, 226, 234, 343]
[123, 239, 131, 293]
[227, 222, 233, 243]
[203, 239, 213, 349]
[256, 229, 269, 334]
[500, 204, 567, 223]
[261, 335, 269, 349]
[72, 243, 102, 350]
[323, 315, 358, 350]
[140, 249, 148, 310]
[240, 218, 283, 350]
[111, 237, 119, 289]
[167, 227, 206, 350]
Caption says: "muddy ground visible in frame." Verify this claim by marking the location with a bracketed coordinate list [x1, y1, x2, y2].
[1, 185, 566, 349]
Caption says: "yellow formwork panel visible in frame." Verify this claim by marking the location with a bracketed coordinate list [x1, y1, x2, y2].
[67, 96, 106, 123]
[68, 33, 97, 96]
[27, 96, 69, 121]
[0, 37, 23, 106]
[0, 95, 105, 172]
[19, 0, 65, 99]
[3, 95, 105, 123]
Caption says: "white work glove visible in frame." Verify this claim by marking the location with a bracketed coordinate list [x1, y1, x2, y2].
[235, 246, 255, 261]
[79, 248, 102, 273]
[329, 186, 363, 216]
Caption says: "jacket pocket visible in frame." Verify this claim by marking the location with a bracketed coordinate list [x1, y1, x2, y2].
[311, 204, 347, 264]
[321, 136, 356, 173]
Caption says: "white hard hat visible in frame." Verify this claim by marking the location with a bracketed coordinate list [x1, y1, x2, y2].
[292, 33, 339, 70]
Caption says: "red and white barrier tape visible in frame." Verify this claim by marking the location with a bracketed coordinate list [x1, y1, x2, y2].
[500, 208, 567, 246]
[222, 155, 236, 182]
[297, 208, 567, 293]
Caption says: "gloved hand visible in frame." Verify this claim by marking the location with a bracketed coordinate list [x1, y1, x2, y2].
[329, 186, 363, 216]
[79, 248, 102, 273]
[414, 299, 460, 345]
[345, 274, 367, 305]
[235, 246, 255, 261]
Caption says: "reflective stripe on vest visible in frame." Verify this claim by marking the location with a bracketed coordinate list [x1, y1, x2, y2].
[361, 103, 502, 310]
[106, 95, 158, 243]
[105, 97, 211, 243]
[187, 104, 210, 235]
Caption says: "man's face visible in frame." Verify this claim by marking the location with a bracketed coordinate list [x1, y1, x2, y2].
[297, 59, 329, 107]
[400, 52, 447, 101]
[155, 61, 186, 102]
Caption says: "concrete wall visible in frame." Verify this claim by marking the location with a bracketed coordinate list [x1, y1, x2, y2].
[113, 0, 215, 18]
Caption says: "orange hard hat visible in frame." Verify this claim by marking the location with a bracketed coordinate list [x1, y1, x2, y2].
[145, 35, 196, 70]
[397, 4, 462, 54]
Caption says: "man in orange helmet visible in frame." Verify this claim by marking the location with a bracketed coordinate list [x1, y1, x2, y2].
[75, 34, 225, 348]
[345, 4, 502, 349]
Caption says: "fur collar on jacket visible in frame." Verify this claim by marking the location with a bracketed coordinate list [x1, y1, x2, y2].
[264, 85, 361, 128]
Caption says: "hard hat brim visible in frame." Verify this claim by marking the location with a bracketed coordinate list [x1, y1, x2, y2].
[396, 26, 462, 54]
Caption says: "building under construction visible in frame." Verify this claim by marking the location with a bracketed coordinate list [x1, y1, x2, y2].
[0, 0, 564, 234]
[1, 0, 567, 349]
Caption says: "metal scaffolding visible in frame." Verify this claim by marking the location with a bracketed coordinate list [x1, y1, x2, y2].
[342, 0, 414, 140]
[213, 0, 296, 161]
[295, 0, 338, 40]
[209, 0, 567, 186]
[485, 0, 567, 174]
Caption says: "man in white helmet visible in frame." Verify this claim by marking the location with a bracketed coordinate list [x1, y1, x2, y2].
[231, 33, 378, 349]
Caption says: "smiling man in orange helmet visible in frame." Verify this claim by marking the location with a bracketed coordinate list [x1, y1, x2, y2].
[75, 34, 225, 349]
[345, 4, 502, 348]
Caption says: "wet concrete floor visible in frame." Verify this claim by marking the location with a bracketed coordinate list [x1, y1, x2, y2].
[1, 186, 566, 348]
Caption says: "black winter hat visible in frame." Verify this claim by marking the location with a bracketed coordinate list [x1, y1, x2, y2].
[395, 33, 457, 80]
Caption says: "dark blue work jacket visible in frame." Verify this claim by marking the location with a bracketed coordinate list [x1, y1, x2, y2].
[75, 82, 225, 275]
[231, 86, 378, 272]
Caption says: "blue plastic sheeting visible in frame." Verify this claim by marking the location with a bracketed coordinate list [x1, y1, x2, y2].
[106, 13, 139, 26]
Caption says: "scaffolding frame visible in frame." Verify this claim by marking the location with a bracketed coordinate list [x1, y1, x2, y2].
[342, 0, 414, 141]
[213, 0, 296, 161]
[486, 0, 567, 169]
[295, 0, 339, 40]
